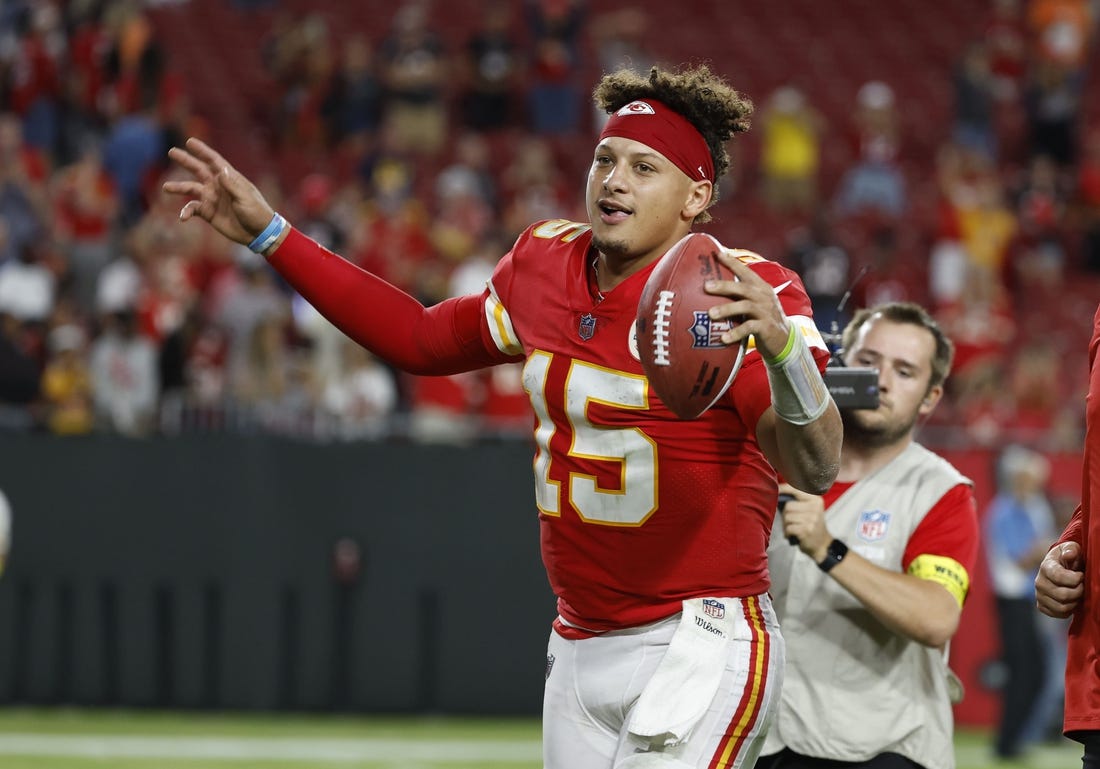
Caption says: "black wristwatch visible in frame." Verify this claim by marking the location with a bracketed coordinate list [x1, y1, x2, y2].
[817, 538, 849, 573]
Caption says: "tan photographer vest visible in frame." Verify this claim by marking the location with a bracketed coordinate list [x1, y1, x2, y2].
[763, 442, 971, 769]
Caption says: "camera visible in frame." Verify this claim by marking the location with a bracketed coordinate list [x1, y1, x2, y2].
[824, 363, 880, 410]
[816, 270, 881, 411]
[821, 321, 880, 410]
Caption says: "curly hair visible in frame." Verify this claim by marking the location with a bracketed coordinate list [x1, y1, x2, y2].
[592, 64, 754, 222]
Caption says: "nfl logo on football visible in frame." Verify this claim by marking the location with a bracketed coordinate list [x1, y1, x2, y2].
[857, 510, 891, 542]
[690, 312, 731, 348]
[702, 598, 725, 619]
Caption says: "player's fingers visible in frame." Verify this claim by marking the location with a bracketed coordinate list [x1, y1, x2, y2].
[1036, 580, 1082, 615]
[185, 137, 235, 176]
[1059, 541, 1082, 570]
[1035, 594, 1074, 619]
[166, 146, 213, 181]
[177, 198, 203, 221]
[1042, 556, 1085, 588]
[162, 179, 204, 198]
[718, 250, 770, 283]
[706, 297, 751, 320]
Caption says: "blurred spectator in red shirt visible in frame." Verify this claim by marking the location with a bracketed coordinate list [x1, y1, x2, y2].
[833, 81, 907, 220]
[2, 2, 64, 154]
[524, 0, 586, 136]
[51, 141, 120, 312]
[0, 113, 50, 266]
[349, 154, 439, 301]
[984, 0, 1029, 101]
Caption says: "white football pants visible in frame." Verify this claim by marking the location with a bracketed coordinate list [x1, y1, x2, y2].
[542, 594, 784, 769]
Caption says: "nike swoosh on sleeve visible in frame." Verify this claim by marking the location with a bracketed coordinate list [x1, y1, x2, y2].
[772, 280, 792, 295]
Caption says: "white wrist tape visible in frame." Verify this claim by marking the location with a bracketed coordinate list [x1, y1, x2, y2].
[765, 325, 830, 425]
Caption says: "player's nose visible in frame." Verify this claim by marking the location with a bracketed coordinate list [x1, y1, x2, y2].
[602, 163, 628, 192]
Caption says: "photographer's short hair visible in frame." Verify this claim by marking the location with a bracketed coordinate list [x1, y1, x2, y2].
[841, 302, 954, 390]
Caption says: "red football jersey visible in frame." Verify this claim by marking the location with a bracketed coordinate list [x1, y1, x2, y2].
[483, 220, 828, 631]
[267, 222, 829, 632]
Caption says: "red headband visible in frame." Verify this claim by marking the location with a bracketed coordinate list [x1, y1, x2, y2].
[599, 99, 714, 183]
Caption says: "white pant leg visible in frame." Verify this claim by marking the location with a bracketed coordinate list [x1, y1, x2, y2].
[542, 595, 784, 769]
[543, 616, 678, 769]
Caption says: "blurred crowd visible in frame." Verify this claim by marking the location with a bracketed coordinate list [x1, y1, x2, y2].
[0, 0, 1098, 450]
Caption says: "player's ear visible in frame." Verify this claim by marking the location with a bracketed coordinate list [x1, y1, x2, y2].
[683, 179, 712, 219]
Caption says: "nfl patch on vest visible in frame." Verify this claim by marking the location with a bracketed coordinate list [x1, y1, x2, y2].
[857, 510, 891, 542]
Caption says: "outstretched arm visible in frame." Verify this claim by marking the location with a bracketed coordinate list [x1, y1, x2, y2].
[163, 138, 514, 375]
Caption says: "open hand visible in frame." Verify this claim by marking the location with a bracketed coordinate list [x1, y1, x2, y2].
[162, 137, 275, 246]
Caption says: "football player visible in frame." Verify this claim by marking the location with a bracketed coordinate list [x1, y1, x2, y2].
[164, 64, 841, 769]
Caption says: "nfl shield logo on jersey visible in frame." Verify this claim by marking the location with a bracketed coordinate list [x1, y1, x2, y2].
[857, 510, 891, 542]
[702, 598, 725, 619]
[578, 313, 597, 340]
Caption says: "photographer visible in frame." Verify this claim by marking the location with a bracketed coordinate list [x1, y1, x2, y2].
[755, 302, 979, 769]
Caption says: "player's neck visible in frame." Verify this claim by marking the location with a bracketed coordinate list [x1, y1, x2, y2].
[593, 250, 660, 293]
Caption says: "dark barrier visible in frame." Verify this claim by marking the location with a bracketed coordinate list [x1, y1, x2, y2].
[0, 433, 555, 714]
[0, 434, 1084, 726]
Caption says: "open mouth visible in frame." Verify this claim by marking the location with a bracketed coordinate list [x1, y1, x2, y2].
[598, 199, 633, 219]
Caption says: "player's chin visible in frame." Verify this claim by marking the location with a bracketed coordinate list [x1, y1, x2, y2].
[591, 231, 631, 258]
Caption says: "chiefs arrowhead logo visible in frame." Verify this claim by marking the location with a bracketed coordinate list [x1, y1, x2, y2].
[616, 100, 656, 116]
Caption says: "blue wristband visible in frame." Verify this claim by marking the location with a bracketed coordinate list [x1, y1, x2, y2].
[248, 213, 288, 253]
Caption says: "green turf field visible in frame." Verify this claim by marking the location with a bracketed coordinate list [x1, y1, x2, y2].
[0, 708, 1081, 768]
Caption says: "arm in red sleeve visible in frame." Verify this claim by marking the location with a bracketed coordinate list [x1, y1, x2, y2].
[267, 228, 519, 375]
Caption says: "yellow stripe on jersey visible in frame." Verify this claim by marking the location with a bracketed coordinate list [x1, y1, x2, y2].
[722, 247, 766, 264]
[907, 554, 970, 608]
[484, 280, 523, 355]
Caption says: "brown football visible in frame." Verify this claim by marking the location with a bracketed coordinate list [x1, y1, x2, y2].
[636, 232, 746, 419]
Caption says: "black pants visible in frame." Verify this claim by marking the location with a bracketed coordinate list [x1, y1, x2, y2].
[1073, 730, 1100, 769]
[994, 596, 1046, 757]
[754, 749, 922, 768]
